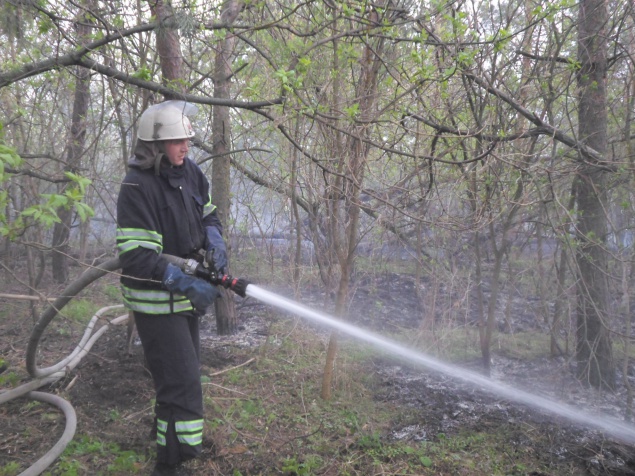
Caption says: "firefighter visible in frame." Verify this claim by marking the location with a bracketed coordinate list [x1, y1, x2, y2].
[116, 101, 228, 475]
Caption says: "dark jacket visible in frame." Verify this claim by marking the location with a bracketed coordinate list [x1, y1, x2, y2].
[116, 154, 222, 314]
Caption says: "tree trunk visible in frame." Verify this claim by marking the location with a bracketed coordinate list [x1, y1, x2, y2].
[51, 10, 92, 283]
[623, 33, 635, 420]
[574, 0, 614, 389]
[211, 0, 242, 335]
[151, 0, 183, 97]
[551, 189, 575, 357]
[321, 6, 385, 400]
[290, 120, 303, 295]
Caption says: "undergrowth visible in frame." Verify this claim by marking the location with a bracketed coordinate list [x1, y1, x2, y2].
[0, 261, 596, 476]
[43, 435, 146, 475]
[184, 318, 577, 475]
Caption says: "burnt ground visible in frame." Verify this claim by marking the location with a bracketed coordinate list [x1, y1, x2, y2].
[2, 270, 635, 475]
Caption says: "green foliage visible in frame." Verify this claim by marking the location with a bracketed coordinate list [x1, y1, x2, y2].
[102, 284, 121, 301]
[61, 299, 100, 324]
[231, 398, 265, 430]
[275, 68, 302, 92]
[0, 462, 20, 476]
[0, 142, 23, 178]
[37, 17, 53, 34]
[356, 431, 382, 450]
[0, 143, 94, 239]
[356, 433, 497, 474]
[106, 450, 144, 474]
[281, 455, 323, 475]
[0, 370, 20, 388]
[48, 435, 144, 475]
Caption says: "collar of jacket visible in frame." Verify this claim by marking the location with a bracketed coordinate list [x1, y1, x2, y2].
[160, 160, 186, 188]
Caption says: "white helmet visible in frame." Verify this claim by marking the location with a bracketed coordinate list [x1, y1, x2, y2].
[137, 100, 198, 141]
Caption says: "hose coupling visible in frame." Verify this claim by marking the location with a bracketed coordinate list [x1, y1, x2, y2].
[182, 258, 200, 276]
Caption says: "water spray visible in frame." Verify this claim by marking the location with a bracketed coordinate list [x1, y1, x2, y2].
[166, 256, 635, 445]
[245, 284, 635, 446]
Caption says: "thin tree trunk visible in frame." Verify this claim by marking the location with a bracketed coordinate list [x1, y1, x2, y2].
[622, 260, 633, 420]
[211, 0, 242, 335]
[551, 189, 575, 357]
[622, 50, 635, 420]
[574, 0, 614, 389]
[151, 0, 183, 97]
[290, 120, 302, 296]
[321, 6, 385, 400]
[319, 11, 344, 402]
[51, 10, 92, 283]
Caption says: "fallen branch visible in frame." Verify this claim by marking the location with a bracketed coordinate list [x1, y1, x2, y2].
[0, 293, 56, 302]
[207, 357, 256, 377]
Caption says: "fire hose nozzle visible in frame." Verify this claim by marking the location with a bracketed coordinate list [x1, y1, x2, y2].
[219, 275, 250, 298]
[192, 264, 250, 297]
[161, 254, 251, 297]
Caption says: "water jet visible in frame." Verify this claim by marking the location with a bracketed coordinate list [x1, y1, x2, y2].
[247, 284, 635, 445]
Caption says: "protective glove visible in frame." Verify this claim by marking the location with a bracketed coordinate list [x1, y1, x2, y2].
[205, 226, 228, 274]
[163, 263, 219, 311]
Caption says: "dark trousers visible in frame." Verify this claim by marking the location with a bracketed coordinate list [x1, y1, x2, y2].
[134, 311, 203, 465]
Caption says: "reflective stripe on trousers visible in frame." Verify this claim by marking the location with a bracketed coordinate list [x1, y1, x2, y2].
[157, 418, 204, 447]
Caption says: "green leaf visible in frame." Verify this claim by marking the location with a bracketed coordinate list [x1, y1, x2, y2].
[43, 193, 69, 209]
[0, 143, 23, 168]
[20, 207, 39, 218]
[74, 202, 95, 222]
[131, 67, 152, 81]
[344, 103, 359, 119]
[37, 17, 53, 34]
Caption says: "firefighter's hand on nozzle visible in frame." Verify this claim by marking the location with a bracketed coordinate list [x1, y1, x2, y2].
[205, 226, 228, 274]
[163, 263, 219, 311]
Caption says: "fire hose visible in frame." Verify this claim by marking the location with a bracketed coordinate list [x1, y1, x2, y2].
[0, 254, 250, 476]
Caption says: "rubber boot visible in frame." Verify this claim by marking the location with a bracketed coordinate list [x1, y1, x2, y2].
[150, 463, 178, 476]
[151, 462, 191, 476]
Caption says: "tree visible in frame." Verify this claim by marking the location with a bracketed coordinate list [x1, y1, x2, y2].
[51, 4, 93, 283]
[318, 4, 388, 400]
[0, 0, 632, 399]
[210, 0, 243, 335]
[574, 0, 615, 389]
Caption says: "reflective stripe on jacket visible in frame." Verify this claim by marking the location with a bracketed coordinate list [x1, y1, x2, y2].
[120, 285, 193, 314]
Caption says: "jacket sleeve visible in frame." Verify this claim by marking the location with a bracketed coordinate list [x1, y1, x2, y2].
[197, 164, 223, 235]
[204, 208, 223, 235]
[116, 177, 169, 284]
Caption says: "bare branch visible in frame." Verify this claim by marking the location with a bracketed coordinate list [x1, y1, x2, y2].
[461, 70, 611, 168]
[5, 168, 72, 183]
[76, 56, 282, 109]
[516, 50, 574, 65]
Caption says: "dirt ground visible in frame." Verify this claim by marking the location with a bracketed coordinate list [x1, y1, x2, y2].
[2, 269, 635, 475]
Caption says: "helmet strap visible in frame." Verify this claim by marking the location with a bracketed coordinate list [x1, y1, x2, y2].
[154, 153, 165, 176]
